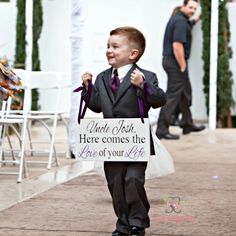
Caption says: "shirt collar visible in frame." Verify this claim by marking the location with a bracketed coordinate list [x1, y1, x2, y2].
[113, 64, 133, 80]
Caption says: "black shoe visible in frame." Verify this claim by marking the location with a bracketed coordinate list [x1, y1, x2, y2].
[183, 125, 206, 135]
[112, 230, 129, 236]
[130, 226, 145, 236]
[156, 132, 180, 140]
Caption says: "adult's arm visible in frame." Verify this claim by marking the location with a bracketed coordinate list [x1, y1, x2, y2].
[173, 42, 186, 72]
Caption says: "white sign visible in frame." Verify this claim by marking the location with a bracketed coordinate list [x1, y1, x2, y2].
[75, 118, 150, 161]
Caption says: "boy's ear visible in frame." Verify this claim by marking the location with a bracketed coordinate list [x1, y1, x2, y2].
[130, 49, 139, 60]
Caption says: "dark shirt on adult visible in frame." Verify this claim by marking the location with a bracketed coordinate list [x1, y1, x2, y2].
[163, 11, 192, 60]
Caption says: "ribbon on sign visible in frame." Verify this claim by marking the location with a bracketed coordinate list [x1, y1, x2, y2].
[73, 79, 146, 124]
[73, 80, 92, 124]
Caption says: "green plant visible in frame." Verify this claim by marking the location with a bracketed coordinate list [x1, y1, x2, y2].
[201, 0, 234, 127]
[14, 0, 43, 111]
[217, 0, 234, 127]
[14, 0, 26, 69]
[32, 0, 43, 72]
[32, 0, 43, 110]
[13, 0, 26, 110]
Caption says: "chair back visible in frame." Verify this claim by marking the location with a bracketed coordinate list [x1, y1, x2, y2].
[1, 69, 29, 118]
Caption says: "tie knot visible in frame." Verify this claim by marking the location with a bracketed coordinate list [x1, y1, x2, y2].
[113, 69, 118, 77]
[109, 69, 120, 93]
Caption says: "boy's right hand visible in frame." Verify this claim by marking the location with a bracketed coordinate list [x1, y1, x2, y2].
[81, 72, 93, 90]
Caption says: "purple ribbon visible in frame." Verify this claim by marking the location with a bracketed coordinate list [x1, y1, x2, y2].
[73, 80, 92, 124]
[73, 80, 146, 124]
[137, 96, 144, 123]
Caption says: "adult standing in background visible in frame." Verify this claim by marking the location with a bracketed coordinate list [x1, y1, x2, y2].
[170, 5, 201, 128]
[156, 0, 205, 140]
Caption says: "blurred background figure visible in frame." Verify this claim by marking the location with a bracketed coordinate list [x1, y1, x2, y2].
[169, 5, 201, 128]
[156, 0, 205, 140]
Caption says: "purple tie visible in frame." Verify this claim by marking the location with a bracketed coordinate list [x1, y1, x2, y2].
[109, 69, 120, 92]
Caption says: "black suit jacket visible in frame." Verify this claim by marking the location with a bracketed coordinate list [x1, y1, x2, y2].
[82, 64, 167, 155]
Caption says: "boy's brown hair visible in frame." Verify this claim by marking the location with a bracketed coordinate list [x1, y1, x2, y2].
[110, 26, 146, 62]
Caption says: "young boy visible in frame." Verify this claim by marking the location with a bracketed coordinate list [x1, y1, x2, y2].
[81, 26, 166, 236]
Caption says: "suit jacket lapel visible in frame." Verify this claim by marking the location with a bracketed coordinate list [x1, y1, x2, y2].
[103, 68, 115, 103]
[103, 64, 138, 105]
[114, 65, 136, 104]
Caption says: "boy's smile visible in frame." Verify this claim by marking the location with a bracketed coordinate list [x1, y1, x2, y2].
[106, 35, 134, 68]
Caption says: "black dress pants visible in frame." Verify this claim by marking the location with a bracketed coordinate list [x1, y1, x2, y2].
[104, 161, 149, 234]
[156, 56, 193, 135]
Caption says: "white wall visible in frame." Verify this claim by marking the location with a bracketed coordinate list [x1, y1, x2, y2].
[71, 0, 206, 121]
[39, 0, 71, 72]
[189, 20, 206, 120]
[38, 0, 72, 112]
[0, 0, 72, 113]
[228, 3, 236, 115]
[1, 0, 236, 118]
[0, 1, 16, 66]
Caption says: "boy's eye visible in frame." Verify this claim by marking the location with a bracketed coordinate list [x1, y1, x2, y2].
[113, 45, 119, 49]
[107, 44, 119, 50]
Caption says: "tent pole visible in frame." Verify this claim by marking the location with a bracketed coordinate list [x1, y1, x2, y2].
[209, 0, 219, 129]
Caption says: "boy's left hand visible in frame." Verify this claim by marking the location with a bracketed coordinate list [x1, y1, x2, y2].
[130, 68, 144, 89]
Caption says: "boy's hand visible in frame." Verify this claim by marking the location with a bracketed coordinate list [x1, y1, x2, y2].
[130, 68, 144, 89]
[81, 72, 93, 90]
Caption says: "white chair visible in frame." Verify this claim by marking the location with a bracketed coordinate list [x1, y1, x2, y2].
[22, 71, 71, 169]
[56, 72, 71, 159]
[1, 70, 71, 182]
[0, 69, 29, 182]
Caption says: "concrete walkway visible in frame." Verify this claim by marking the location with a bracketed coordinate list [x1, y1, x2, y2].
[0, 127, 236, 236]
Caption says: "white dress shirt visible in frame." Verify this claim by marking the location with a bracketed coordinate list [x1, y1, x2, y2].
[112, 64, 133, 83]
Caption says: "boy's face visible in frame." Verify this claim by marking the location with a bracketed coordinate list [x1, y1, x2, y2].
[106, 34, 137, 68]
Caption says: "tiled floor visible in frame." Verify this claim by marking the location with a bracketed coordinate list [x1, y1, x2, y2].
[0, 160, 95, 211]
[0, 123, 94, 211]
[0, 125, 235, 235]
